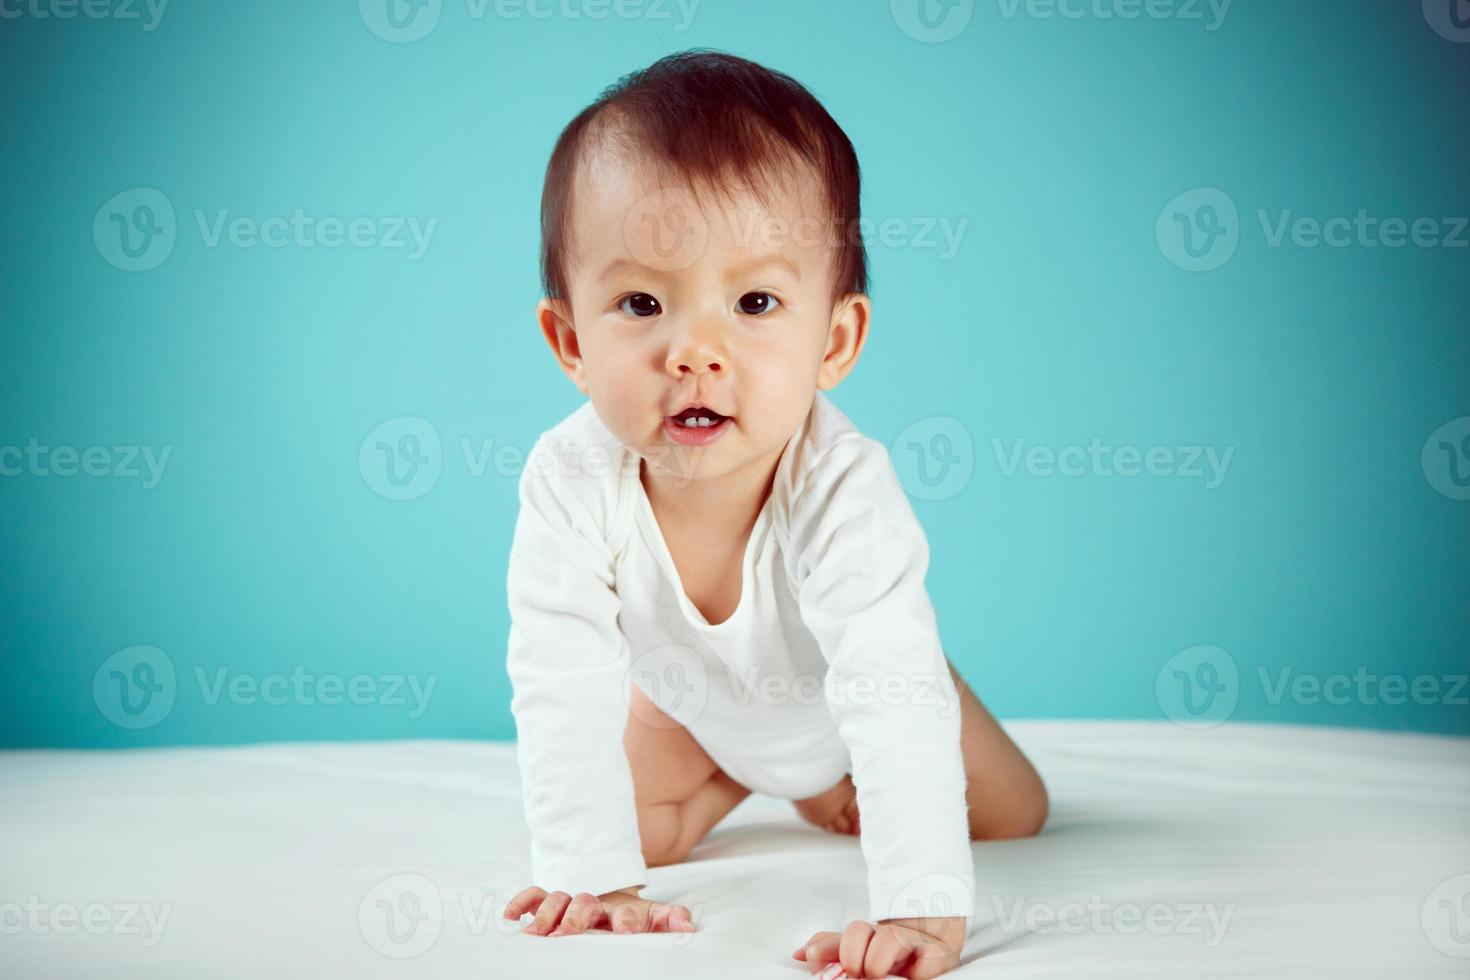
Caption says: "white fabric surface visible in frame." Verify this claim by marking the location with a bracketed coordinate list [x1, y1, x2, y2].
[2, 720, 1467, 978]
[508, 390, 973, 920]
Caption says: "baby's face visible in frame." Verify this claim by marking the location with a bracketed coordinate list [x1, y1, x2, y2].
[540, 146, 866, 486]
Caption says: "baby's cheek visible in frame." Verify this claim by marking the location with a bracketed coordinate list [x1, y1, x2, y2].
[748, 350, 820, 413]
[585, 368, 657, 441]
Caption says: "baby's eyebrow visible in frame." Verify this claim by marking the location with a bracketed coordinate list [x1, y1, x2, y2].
[594, 253, 803, 288]
[723, 253, 801, 283]
[595, 257, 656, 285]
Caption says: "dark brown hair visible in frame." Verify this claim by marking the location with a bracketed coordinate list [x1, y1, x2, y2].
[539, 49, 867, 308]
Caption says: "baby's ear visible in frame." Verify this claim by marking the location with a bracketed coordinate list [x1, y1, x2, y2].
[817, 291, 871, 390]
[536, 297, 587, 393]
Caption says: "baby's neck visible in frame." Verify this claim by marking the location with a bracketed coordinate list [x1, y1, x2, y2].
[640, 445, 784, 534]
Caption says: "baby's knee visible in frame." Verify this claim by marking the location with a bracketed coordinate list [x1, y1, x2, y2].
[637, 803, 692, 868]
[971, 777, 1049, 841]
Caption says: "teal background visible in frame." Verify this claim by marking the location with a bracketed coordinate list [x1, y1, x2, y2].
[1, 0, 1466, 747]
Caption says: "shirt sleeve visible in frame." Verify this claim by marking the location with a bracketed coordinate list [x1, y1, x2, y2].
[505, 440, 647, 898]
[789, 434, 976, 924]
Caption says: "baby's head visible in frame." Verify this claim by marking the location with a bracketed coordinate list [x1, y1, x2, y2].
[536, 50, 871, 486]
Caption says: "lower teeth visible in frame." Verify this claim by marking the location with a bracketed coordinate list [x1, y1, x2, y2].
[680, 417, 720, 428]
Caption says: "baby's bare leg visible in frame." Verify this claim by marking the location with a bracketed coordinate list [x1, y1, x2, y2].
[624, 683, 753, 868]
[945, 656, 1049, 840]
[793, 654, 1048, 841]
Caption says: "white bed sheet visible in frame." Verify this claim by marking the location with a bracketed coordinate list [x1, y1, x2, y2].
[2, 721, 1467, 978]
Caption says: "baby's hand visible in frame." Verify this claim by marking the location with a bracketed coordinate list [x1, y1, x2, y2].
[504, 885, 696, 937]
[793, 914, 965, 979]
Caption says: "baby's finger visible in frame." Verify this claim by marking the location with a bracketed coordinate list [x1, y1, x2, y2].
[793, 931, 842, 970]
[548, 892, 606, 937]
[904, 940, 960, 980]
[648, 902, 695, 933]
[838, 921, 876, 977]
[525, 890, 571, 936]
[609, 902, 648, 934]
[791, 930, 833, 959]
[503, 886, 548, 920]
[860, 924, 909, 978]
[668, 904, 695, 932]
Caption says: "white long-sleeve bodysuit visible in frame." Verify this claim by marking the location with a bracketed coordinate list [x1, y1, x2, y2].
[505, 391, 976, 923]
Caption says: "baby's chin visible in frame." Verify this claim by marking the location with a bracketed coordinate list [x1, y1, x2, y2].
[637, 436, 741, 486]
[637, 422, 800, 489]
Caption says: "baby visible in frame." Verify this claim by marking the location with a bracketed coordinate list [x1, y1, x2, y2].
[501, 50, 1047, 979]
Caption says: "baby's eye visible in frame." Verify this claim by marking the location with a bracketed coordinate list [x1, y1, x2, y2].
[736, 291, 781, 316]
[618, 293, 661, 318]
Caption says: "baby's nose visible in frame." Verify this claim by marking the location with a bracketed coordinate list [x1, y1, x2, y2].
[668, 354, 724, 376]
[664, 322, 728, 376]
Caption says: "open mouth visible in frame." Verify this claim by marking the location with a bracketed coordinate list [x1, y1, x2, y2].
[663, 405, 732, 445]
[670, 406, 729, 428]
